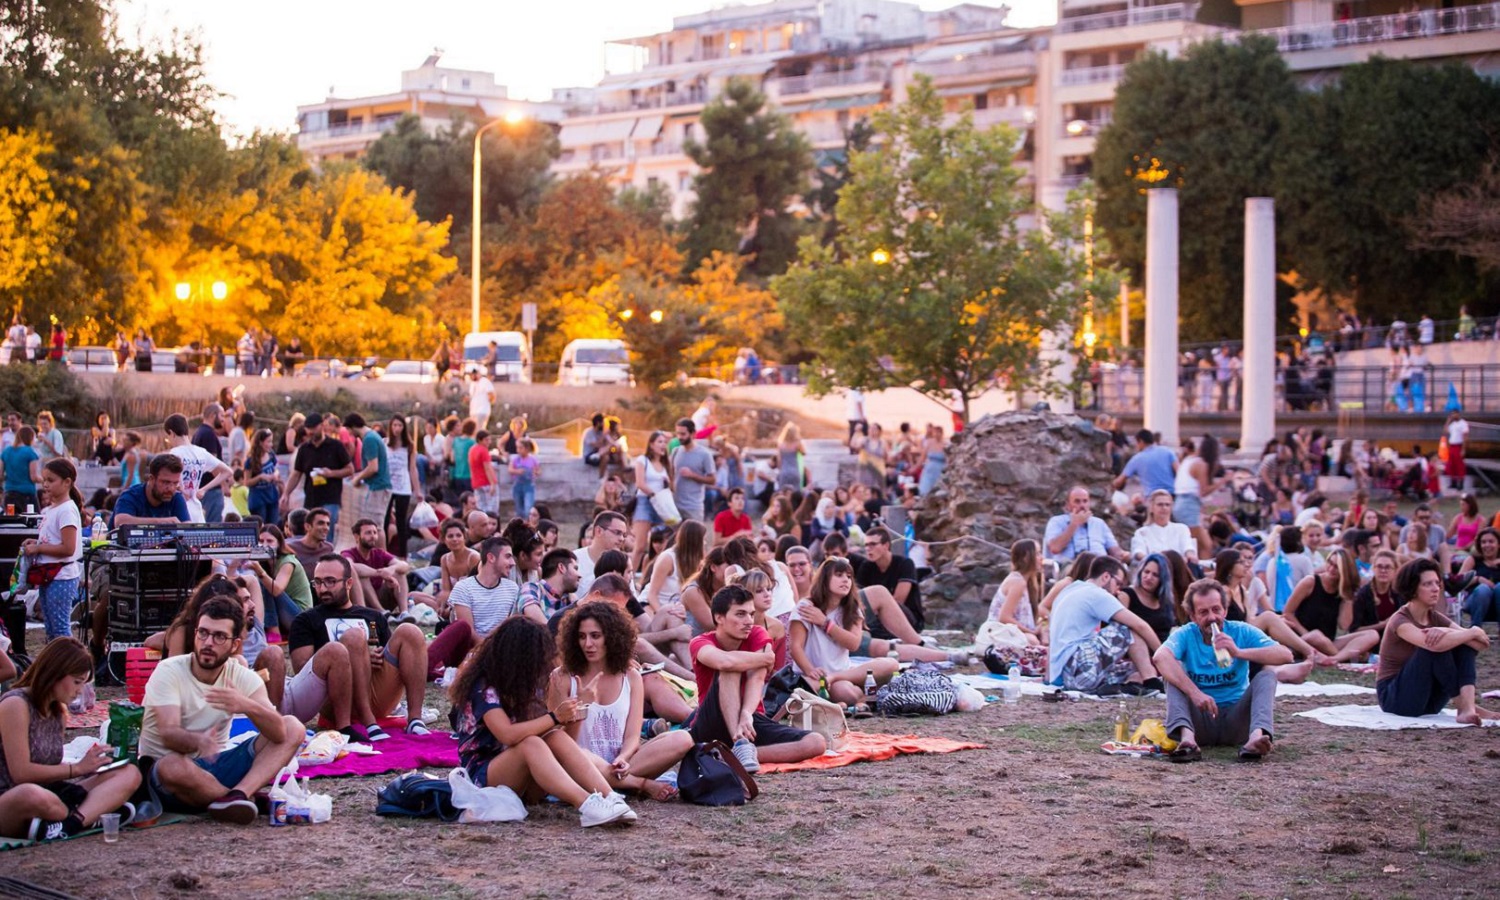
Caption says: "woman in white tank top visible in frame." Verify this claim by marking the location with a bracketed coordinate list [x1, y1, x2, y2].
[549, 600, 693, 801]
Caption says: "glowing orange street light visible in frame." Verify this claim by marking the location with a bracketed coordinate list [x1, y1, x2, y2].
[871, 248, 891, 265]
[649, 309, 664, 324]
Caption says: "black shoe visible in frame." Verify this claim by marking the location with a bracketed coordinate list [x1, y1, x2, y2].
[1140, 677, 1165, 696]
[1096, 683, 1126, 696]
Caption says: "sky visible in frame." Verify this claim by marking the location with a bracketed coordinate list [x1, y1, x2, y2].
[115, 0, 1057, 137]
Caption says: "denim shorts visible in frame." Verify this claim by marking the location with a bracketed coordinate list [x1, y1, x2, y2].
[632, 493, 663, 525]
[151, 738, 259, 813]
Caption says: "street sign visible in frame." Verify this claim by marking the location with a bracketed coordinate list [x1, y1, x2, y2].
[521, 302, 537, 332]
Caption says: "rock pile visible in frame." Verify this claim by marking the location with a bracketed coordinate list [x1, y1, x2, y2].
[915, 410, 1133, 627]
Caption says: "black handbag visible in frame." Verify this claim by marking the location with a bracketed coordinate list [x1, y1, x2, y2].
[677, 741, 758, 806]
[762, 663, 802, 719]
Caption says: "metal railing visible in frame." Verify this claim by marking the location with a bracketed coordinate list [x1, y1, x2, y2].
[1056, 3, 1192, 35]
[1253, 2, 1500, 53]
[915, 51, 1037, 80]
[1081, 362, 1500, 414]
[769, 67, 884, 96]
[1059, 63, 1127, 86]
[300, 117, 402, 141]
[1176, 315, 1499, 357]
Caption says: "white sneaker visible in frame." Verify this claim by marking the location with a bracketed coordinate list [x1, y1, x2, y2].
[607, 791, 638, 822]
[579, 792, 630, 828]
[731, 738, 760, 773]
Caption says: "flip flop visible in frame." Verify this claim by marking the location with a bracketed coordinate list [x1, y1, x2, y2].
[1237, 747, 1264, 761]
[1168, 744, 1202, 763]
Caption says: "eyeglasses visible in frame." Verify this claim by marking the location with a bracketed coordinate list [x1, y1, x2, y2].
[603, 528, 628, 539]
[195, 627, 234, 645]
[311, 576, 347, 588]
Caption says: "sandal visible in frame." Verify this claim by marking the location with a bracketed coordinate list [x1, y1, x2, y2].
[1168, 744, 1202, 763]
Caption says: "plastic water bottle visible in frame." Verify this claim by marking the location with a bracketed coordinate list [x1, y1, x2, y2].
[1005, 664, 1022, 704]
[863, 670, 877, 699]
[91, 513, 107, 546]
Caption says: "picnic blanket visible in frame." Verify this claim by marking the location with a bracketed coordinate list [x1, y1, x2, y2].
[300, 724, 459, 779]
[1295, 704, 1500, 730]
[1274, 681, 1376, 698]
[0, 814, 189, 852]
[955, 673, 1376, 700]
[757, 731, 983, 773]
[62, 701, 114, 732]
[950, 673, 1051, 696]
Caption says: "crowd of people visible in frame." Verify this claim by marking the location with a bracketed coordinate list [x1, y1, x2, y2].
[0, 383, 1496, 840]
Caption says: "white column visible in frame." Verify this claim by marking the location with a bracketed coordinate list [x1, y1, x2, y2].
[1144, 188, 1179, 447]
[1241, 197, 1276, 452]
[1119, 281, 1130, 348]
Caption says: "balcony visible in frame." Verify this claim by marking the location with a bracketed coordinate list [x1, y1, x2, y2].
[1056, 3, 1192, 35]
[1058, 63, 1126, 86]
[298, 117, 403, 142]
[917, 51, 1037, 80]
[1253, 2, 1499, 53]
[589, 88, 708, 115]
[640, 140, 686, 157]
[769, 67, 884, 96]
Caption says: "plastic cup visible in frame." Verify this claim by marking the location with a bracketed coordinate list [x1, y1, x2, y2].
[101, 813, 121, 843]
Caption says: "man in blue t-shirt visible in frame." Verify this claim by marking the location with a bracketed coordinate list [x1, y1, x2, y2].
[111, 454, 191, 526]
[1154, 579, 1293, 761]
[1112, 429, 1178, 497]
[345, 414, 391, 529]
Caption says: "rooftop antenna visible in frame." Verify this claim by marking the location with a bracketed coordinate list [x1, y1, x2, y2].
[422, 47, 444, 68]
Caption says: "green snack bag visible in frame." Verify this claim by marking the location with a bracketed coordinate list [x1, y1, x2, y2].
[107, 702, 144, 761]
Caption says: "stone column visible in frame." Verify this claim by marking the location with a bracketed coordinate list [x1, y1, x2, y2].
[1144, 188, 1179, 447]
[1241, 198, 1276, 452]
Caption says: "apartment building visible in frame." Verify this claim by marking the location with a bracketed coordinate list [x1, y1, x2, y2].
[295, 54, 564, 165]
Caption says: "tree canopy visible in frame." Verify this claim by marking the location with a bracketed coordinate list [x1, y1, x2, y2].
[775, 78, 1112, 422]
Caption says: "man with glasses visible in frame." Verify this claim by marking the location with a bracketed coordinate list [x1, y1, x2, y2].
[575, 511, 628, 598]
[1047, 556, 1164, 695]
[140, 596, 302, 823]
[287, 555, 430, 741]
[1044, 486, 1127, 565]
[854, 530, 927, 637]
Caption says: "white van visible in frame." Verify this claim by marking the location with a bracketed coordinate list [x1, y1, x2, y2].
[556, 338, 632, 386]
[462, 331, 529, 383]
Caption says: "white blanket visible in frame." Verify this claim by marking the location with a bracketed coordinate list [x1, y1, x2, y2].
[950, 673, 1055, 697]
[1295, 703, 1499, 730]
[1274, 681, 1376, 698]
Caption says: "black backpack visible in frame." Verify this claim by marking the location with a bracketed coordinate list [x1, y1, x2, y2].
[677, 742, 758, 806]
[374, 772, 461, 821]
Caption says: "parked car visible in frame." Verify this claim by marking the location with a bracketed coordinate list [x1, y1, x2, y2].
[556, 338, 632, 386]
[66, 346, 120, 373]
[462, 331, 529, 383]
[380, 359, 439, 384]
[293, 358, 354, 379]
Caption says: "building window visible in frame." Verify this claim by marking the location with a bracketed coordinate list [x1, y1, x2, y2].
[461, 78, 471, 90]
[647, 176, 660, 189]
[973, 93, 989, 110]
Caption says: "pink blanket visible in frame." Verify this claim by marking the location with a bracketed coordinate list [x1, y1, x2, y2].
[301, 726, 459, 779]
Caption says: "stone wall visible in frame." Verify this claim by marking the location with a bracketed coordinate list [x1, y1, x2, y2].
[915, 410, 1133, 627]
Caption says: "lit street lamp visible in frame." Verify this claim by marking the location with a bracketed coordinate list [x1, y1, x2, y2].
[471, 114, 527, 335]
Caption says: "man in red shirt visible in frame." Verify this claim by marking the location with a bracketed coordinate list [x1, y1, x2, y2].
[343, 519, 413, 619]
[468, 430, 498, 517]
[712, 487, 754, 543]
[688, 585, 825, 772]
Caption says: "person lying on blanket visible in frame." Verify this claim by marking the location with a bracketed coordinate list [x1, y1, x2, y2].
[140, 597, 302, 824]
[549, 601, 692, 801]
[1376, 558, 1498, 724]
[0, 638, 141, 841]
[689, 585, 826, 774]
[1153, 579, 1292, 762]
[1047, 556, 1164, 695]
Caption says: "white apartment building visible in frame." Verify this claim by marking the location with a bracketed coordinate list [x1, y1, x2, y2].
[295, 54, 564, 165]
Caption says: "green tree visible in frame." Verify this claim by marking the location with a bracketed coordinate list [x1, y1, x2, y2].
[1275, 58, 1500, 321]
[363, 113, 558, 236]
[684, 78, 812, 279]
[808, 117, 874, 245]
[1094, 36, 1301, 341]
[774, 78, 1111, 423]
[0, 128, 76, 304]
[1411, 157, 1500, 274]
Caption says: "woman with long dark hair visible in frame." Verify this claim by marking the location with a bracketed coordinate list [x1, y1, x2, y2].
[1174, 434, 1227, 560]
[21, 459, 83, 642]
[252, 524, 313, 635]
[245, 428, 281, 526]
[553, 601, 691, 801]
[1121, 553, 1176, 642]
[449, 617, 636, 827]
[0, 638, 141, 840]
[789, 558, 900, 704]
[989, 539, 1046, 645]
[384, 415, 420, 557]
[629, 431, 674, 574]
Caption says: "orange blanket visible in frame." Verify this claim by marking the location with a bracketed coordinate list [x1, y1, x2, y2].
[758, 731, 984, 773]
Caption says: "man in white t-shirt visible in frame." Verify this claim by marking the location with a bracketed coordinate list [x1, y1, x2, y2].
[1446, 412, 1469, 491]
[574, 510, 629, 598]
[164, 414, 232, 523]
[142, 596, 302, 823]
[845, 388, 866, 442]
[467, 369, 496, 430]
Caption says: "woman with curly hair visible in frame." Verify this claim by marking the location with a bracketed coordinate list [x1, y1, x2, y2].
[0, 638, 141, 840]
[449, 617, 636, 827]
[552, 602, 691, 801]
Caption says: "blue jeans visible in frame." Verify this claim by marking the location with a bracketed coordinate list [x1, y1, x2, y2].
[512, 480, 535, 520]
[324, 504, 341, 531]
[201, 488, 225, 524]
[1465, 583, 1498, 628]
[1377, 646, 1477, 717]
[40, 577, 79, 642]
[248, 490, 280, 527]
[270, 591, 302, 635]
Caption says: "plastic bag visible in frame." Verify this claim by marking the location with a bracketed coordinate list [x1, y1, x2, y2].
[974, 620, 1028, 652]
[447, 766, 526, 823]
[297, 730, 348, 766]
[105, 702, 144, 761]
[649, 490, 682, 526]
[953, 683, 988, 712]
[269, 759, 332, 825]
[409, 501, 440, 529]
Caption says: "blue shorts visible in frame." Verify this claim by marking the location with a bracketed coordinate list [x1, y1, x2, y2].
[151, 738, 259, 813]
[1173, 493, 1203, 528]
[632, 494, 663, 525]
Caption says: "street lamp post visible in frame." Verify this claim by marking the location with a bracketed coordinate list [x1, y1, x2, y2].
[174, 280, 229, 372]
[471, 115, 526, 336]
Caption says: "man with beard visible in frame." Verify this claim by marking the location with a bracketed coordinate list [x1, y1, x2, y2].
[288, 555, 429, 741]
[281, 413, 354, 532]
[289, 507, 335, 575]
[140, 597, 302, 823]
[343, 518, 413, 618]
[1153, 579, 1290, 762]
